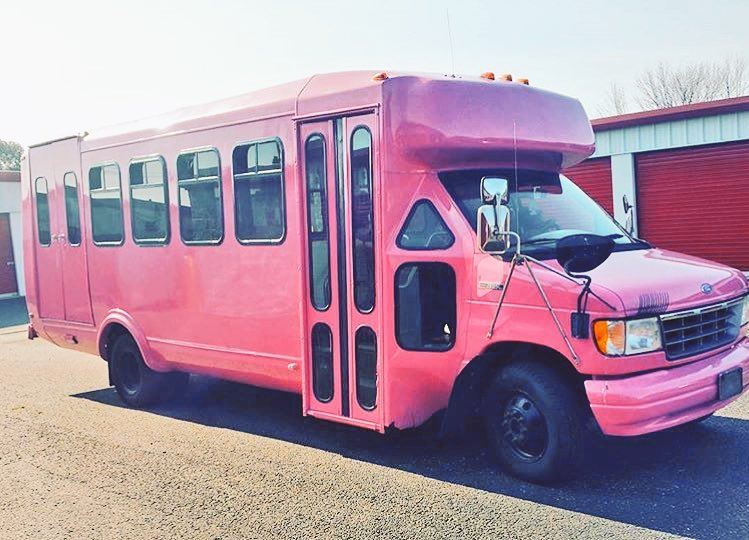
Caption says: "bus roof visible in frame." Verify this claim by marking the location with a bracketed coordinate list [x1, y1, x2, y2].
[49, 71, 593, 169]
[80, 70, 385, 150]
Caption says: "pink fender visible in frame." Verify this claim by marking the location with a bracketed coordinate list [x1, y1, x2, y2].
[97, 309, 169, 372]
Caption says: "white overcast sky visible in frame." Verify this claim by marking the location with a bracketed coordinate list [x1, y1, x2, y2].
[2, 0, 748, 146]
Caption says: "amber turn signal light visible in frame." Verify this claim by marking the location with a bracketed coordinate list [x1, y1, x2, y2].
[593, 320, 625, 355]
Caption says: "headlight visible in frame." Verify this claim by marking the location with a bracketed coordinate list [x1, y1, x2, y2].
[593, 317, 663, 356]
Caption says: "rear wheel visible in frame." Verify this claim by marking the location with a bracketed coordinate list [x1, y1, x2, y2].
[484, 362, 590, 484]
[110, 334, 188, 407]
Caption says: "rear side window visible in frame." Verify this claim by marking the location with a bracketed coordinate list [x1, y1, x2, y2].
[89, 164, 124, 245]
[395, 262, 456, 351]
[129, 157, 170, 244]
[397, 200, 454, 250]
[177, 149, 223, 244]
[63, 172, 81, 246]
[35, 177, 51, 246]
[232, 139, 285, 243]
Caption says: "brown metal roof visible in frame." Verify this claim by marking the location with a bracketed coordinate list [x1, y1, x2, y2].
[592, 96, 749, 131]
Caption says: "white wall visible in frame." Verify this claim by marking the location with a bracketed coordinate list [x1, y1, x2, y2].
[0, 181, 25, 296]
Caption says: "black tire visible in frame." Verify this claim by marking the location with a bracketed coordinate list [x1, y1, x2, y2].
[483, 362, 591, 484]
[110, 334, 188, 407]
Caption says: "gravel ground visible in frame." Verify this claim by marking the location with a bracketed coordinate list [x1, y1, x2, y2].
[1, 328, 748, 540]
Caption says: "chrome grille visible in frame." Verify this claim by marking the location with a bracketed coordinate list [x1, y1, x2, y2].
[660, 297, 744, 360]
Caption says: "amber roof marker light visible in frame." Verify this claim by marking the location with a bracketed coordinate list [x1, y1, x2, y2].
[517, 77, 530, 85]
[372, 72, 389, 81]
[481, 72, 496, 81]
[498, 73, 513, 82]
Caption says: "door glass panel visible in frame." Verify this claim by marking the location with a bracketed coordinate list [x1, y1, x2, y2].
[63, 173, 81, 246]
[305, 134, 331, 310]
[350, 127, 375, 312]
[355, 326, 377, 410]
[311, 323, 334, 402]
[395, 263, 456, 351]
[35, 177, 51, 246]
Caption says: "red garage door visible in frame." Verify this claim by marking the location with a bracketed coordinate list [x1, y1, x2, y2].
[0, 213, 18, 295]
[636, 140, 749, 270]
[563, 157, 614, 215]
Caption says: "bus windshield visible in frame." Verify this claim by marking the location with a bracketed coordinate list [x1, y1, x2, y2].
[439, 169, 648, 257]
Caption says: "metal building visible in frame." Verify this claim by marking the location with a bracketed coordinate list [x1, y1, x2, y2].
[0, 170, 24, 297]
[565, 96, 749, 271]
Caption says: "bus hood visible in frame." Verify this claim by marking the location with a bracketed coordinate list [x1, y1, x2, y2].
[587, 248, 748, 317]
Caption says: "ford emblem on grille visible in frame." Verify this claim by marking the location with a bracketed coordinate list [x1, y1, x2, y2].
[701, 283, 713, 294]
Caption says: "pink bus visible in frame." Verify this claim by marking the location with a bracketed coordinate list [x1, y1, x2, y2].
[23, 71, 749, 483]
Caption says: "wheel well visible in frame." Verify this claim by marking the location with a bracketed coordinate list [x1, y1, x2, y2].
[439, 341, 588, 440]
[99, 323, 130, 362]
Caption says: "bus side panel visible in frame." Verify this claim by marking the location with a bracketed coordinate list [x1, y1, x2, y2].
[81, 116, 305, 393]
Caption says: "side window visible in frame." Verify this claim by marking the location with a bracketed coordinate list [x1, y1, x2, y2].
[129, 157, 170, 245]
[395, 263, 456, 351]
[350, 127, 375, 312]
[304, 134, 330, 310]
[89, 164, 124, 245]
[63, 172, 81, 246]
[35, 177, 51, 246]
[397, 200, 454, 250]
[232, 139, 285, 243]
[177, 149, 223, 244]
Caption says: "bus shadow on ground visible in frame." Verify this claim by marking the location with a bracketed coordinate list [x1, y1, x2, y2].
[74, 376, 749, 539]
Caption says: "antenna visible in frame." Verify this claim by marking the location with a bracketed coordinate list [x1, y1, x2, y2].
[446, 8, 456, 76]
[513, 121, 519, 235]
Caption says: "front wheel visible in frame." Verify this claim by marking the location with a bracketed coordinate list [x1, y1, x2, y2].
[484, 362, 591, 484]
[110, 334, 188, 408]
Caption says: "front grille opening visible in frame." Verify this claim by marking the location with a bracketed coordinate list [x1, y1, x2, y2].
[660, 298, 744, 361]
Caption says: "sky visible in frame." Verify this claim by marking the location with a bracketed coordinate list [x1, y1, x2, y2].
[1, 0, 748, 146]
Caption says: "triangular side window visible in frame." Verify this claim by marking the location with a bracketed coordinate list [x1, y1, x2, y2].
[396, 200, 455, 250]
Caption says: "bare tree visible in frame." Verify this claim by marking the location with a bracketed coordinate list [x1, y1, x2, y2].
[716, 56, 748, 98]
[598, 83, 630, 116]
[635, 57, 748, 110]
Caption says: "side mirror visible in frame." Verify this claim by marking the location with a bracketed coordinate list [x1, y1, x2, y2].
[481, 177, 509, 205]
[477, 204, 511, 254]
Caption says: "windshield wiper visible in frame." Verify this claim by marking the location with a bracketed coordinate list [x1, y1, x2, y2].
[522, 238, 558, 246]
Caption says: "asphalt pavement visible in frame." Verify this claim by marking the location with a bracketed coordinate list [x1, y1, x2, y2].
[1, 329, 747, 539]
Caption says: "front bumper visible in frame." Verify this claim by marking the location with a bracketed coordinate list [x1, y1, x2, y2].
[585, 338, 749, 436]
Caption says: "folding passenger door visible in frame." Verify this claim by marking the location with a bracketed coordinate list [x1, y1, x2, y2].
[52, 138, 93, 324]
[29, 148, 65, 320]
[28, 139, 93, 323]
[299, 113, 384, 431]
